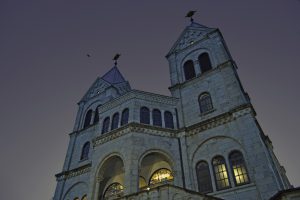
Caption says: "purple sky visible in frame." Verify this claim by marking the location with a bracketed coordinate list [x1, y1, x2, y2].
[1, 1, 299, 199]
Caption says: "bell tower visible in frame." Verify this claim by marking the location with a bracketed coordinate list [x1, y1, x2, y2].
[166, 20, 249, 127]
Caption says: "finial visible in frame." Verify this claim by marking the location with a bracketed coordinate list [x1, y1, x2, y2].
[113, 53, 121, 66]
[185, 10, 196, 23]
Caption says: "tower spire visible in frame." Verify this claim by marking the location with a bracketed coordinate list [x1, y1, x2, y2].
[185, 10, 196, 23]
[113, 53, 121, 66]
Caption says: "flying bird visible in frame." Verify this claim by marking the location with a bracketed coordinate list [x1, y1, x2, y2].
[185, 10, 196, 18]
[113, 53, 121, 61]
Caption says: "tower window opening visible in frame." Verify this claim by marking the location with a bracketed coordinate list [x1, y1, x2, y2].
[121, 108, 129, 126]
[102, 117, 110, 134]
[83, 110, 92, 128]
[152, 109, 162, 127]
[80, 142, 90, 160]
[111, 112, 119, 130]
[199, 52, 212, 73]
[183, 60, 196, 81]
[199, 93, 213, 113]
[212, 156, 231, 190]
[229, 151, 250, 186]
[164, 111, 174, 129]
[93, 105, 101, 124]
[149, 168, 174, 186]
[196, 161, 213, 194]
[140, 107, 150, 124]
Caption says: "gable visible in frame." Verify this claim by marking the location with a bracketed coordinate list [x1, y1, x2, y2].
[166, 22, 216, 57]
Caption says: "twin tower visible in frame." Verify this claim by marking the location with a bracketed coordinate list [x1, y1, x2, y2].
[53, 20, 292, 200]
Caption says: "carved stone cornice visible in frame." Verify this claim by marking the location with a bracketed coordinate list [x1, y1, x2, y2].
[55, 163, 91, 181]
[184, 104, 254, 137]
[93, 122, 177, 147]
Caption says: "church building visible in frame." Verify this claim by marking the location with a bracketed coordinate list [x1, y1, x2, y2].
[53, 17, 296, 200]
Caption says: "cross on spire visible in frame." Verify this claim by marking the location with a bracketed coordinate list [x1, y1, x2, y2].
[113, 53, 121, 66]
[185, 10, 196, 23]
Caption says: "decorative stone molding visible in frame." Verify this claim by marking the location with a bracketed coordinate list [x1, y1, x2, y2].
[55, 163, 91, 181]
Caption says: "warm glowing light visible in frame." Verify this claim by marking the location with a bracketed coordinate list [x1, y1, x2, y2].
[150, 168, 174, 185]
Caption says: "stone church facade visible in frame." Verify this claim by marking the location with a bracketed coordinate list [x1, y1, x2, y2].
[53, 21, 295, 200]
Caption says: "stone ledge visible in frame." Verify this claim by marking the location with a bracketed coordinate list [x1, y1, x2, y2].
[55, 163, 91, 181]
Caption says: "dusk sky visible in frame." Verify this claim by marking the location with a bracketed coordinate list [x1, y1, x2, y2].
[1, 1, 299, 199]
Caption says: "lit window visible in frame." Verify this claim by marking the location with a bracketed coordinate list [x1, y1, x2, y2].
[140, 107, 150, 124]
[111, 112, 119, 130]
[199, 93, 213, 113]
[196, 161, 213, 193]
[199, 53, 212, 73]
[102, 117, 110, 134]
[121, 108, 129, 126]
[81, 195, 87, 200]
[229, 151, 250, 186]
[164, 111, 174, 129]
[149, 168, 174, 185]
[152, 109, 162, 127]
[80, 142, 90, 160]
[103, 182, 124, 199]
[183, 60, 196, 81]
[212, 156, 230, 190]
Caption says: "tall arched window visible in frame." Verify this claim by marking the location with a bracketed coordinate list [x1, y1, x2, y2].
[102, 117, 110, 134]
[93, 105, 101, 124]
[149, 168, 174, 185]
[83, 109, 92, 128]
[199, 92, 213, 113]
[183, 60, 196, 81]
[111, 113, 119, 130]
[140, 107, 150, 124]
[164, 111, 174, 129]
[212, 156, 230, 190]
[80, 142, 90, 160]
[121, 108, 129, 126]
[152, 109, 162, 127]
[229, 151, 250, 186]
[199, 53, 212, 73]
[196, 161, 213, 193]
[103, 182, 124, 199]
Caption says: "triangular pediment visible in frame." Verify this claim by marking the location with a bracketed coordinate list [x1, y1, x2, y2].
[80, 66, 131, 102]
[166, 22, 216, 57]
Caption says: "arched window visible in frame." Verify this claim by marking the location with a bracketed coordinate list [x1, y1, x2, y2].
[121, 108, 129, 126]
[183, 60, 196, 81]
[83, 110, 92, 128]
[93, 105, 101, 124]
[164, 111, 174, 129]
[111, 112, 119, 130]
[149, 168, 174, 185]
[102, 117, 110, 134]
[199, 53, 212, 73]
[103, 182, 124, 199]
[199, 93, 213, 113]
[152, 109, 162, 127]
[80, 142, 90, 160]
[81, 195, 87, 200]
[196, 161, 213, 193]
[212, 156, 230, 190]
[140, 107, 150, 124]
[229, 151, 250, 186]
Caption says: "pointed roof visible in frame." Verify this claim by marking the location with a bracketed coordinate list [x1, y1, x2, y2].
[166, 21, 216, 57]
[101, 66, 126, 84]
